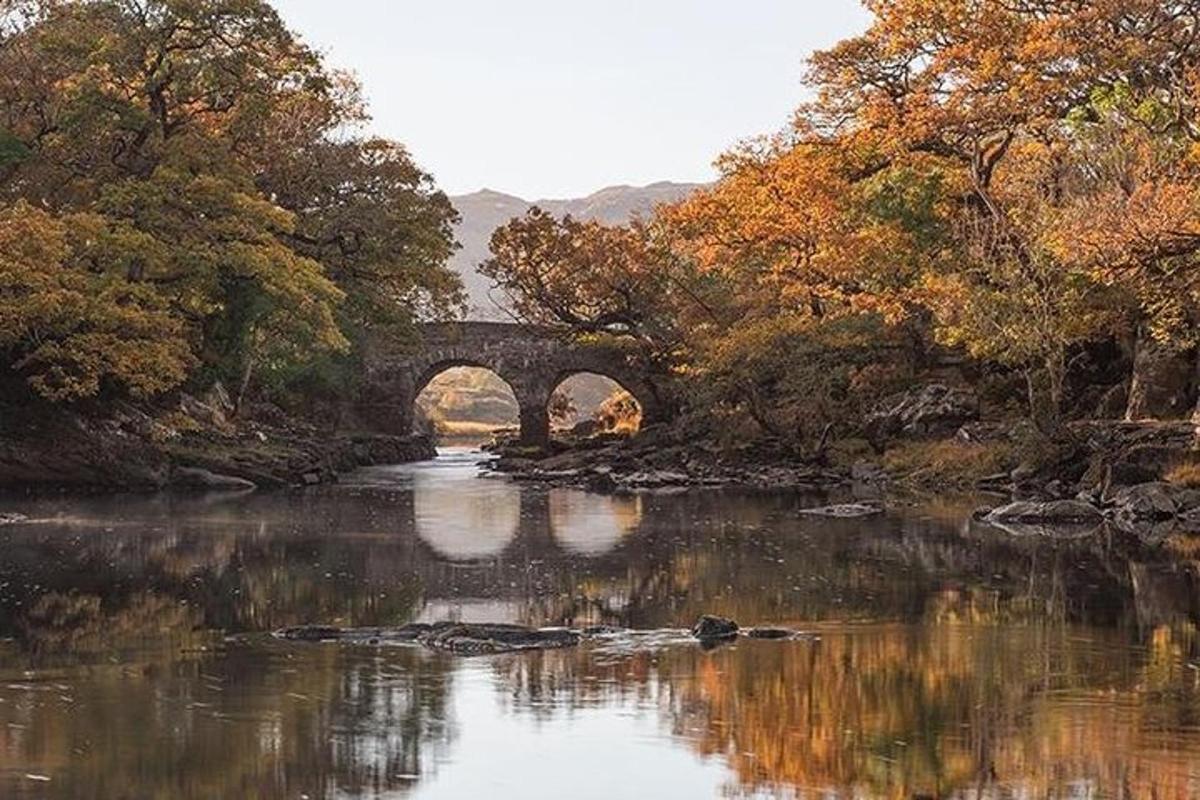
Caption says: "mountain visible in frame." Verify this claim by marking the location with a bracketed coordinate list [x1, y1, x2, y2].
[448, 181, 702, 320]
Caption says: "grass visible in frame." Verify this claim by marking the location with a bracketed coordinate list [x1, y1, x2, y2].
[881, 438, 1016, 489]
[1165, 461, 1200, 488]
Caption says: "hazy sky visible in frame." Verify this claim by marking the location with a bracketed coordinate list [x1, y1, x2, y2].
[271, 1, 870, 199]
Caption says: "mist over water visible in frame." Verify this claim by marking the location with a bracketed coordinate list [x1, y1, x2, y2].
[0, 449, 1197, 798]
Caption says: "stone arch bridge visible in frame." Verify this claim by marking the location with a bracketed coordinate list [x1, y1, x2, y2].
[354, 322, 669, 447]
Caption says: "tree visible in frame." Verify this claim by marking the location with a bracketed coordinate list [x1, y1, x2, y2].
[0, 0, 460, 405]
[481, 208, 690, 344]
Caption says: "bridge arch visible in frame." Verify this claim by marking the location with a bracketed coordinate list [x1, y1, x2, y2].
[548, 370, 648, 433]
[415, 363, 520, 438]
[357, 322, 671, 448]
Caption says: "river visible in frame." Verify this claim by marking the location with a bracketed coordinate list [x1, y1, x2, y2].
[0, 448, 1197, 798]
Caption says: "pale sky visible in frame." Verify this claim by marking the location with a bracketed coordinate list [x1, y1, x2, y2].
[271, 1, 870, 199]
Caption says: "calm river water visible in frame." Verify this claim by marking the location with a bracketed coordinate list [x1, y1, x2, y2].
[0, 448, 1198, 798]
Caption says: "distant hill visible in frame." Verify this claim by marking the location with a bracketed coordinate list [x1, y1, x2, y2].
[449, 181, 702, 320]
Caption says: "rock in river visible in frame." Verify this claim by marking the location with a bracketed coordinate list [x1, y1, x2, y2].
[419, 623, 580, 655]
[798, 503, 883, 518]
[745, 627, 796, 640]
[691, 615, 739, 641]
[984, 500, 1103, 525]
[276, 622, 580, 655]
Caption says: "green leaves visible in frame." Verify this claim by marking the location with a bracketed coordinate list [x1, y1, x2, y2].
[0, 0, 458, 404]
[0, 129, 27, 167]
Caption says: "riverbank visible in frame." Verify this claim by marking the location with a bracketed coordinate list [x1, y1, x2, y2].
[0, 391, 434, 492]
[488, 414, 1200, 530]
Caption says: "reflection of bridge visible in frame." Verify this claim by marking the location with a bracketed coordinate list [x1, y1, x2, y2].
[354, 322, 670, 446]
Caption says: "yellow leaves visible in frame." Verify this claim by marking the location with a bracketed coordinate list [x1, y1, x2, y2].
[0, 202, 193, 401]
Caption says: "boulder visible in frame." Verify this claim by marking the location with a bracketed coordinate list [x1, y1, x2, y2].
[1102, 461, 1161, 499]
[866, 384, 978, 445]
[691, 615, 739, 641]
[1125, 332, 1195, 420]
[1109, 481, 1200, 520]
[985, 500, 1103, 525]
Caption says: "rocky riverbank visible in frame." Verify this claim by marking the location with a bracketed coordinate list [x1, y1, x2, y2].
[489, 383, 1200, 508]
[0, 389, 434, 492]
[489, 424, 854, 492]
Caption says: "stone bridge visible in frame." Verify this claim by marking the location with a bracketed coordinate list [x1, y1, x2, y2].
[354, 322, 669, 447]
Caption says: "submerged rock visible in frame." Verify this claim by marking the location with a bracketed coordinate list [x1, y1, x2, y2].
[691, 615, 739, 641]
[798, 503, 883, 518]
[745, 627, 796, 640]
[276, 622, 579, 655]
[278, 618, 808, 655]
[419, 623, 580, 655]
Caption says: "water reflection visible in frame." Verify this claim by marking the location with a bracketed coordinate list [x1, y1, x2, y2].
[408, 454, 521, 561]
[548, 489, 642, 556]
[0, 449, 1197, 798]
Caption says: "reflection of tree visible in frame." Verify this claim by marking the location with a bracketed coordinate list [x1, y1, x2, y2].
[492, 623, 1200, 798]
[0, 476, 1198, 796]
[17, 591, 202, 656]
[0, 643, 457, 799]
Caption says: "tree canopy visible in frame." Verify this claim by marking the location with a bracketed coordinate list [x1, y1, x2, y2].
[0, 0, 461, 403]
[481, 0, 1200, 440]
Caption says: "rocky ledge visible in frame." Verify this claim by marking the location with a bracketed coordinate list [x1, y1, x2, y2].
[276, 616, 808, 656]
[489, 426, 849, 493]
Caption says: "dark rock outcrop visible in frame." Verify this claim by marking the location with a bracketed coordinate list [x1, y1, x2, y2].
[866, 384, 978, 446]
[0, 395, 436, 491]
[1125, 332, 1195, 421]
[745, 627, 796, 640]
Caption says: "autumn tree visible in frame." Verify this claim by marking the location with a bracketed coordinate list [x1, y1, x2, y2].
[0, 201, 192, 400]
[481, 208, 714, 347]
[0, 0, 460, 405]
[804, 0, 1200, 420]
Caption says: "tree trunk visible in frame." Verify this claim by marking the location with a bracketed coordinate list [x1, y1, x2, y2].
[234, 358, 255, 418]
